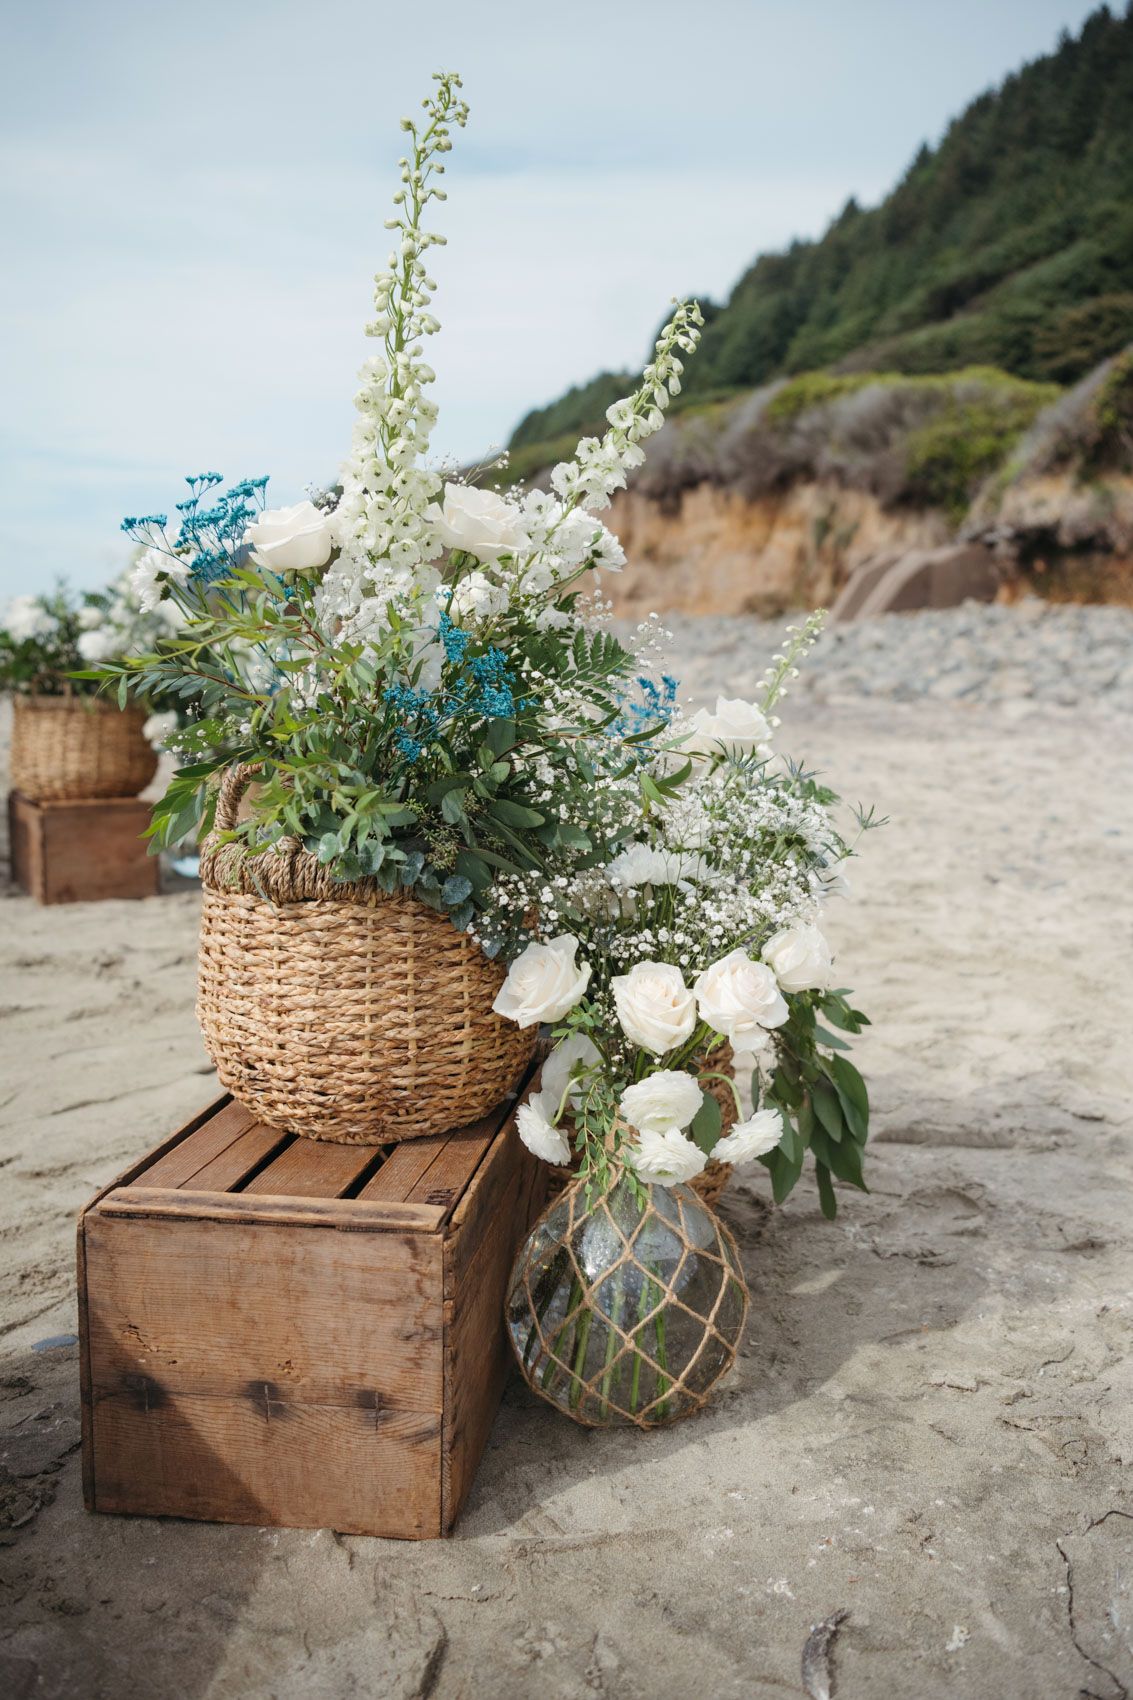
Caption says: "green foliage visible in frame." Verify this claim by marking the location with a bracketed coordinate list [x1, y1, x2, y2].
[902, 376, 1059, 518]
[510, 7, 1133, 461]
[0, 584, 88, 695]
[758, 988, 872, 1219]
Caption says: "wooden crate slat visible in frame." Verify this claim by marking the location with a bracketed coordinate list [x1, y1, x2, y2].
[97, 1187, 447, 1232]
[83, 1214, 444, 1409]
[136, 1100, 258, 1190]
[355, 1133, 451, 1202]
[90, 1392, 442, 1538]
[241, 1135, 385, 1199]
[405, 1119, 500, 1215]
[181, 1121, 291, 1191]
[442, 1157, 541, 1530]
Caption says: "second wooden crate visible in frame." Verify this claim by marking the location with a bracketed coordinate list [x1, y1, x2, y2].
[9, 790, 160, 903]
[79, 1088, 543, 1538]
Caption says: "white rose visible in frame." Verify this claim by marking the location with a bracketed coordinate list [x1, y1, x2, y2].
[447, 570, 508, 623]
[629, 1127, 707, 1187]
[4, 595, 53, 642]
[142, 710, 179, 747]
[245, 501, 335, 574]
[428, 482, 526, 564]
[76, 627, 120, 663]
[493, 934, 591, 1028]
[685, 696, 772, 759]
[694, 948, 788, 1046]
[619, 1070, 703, 1136]
[763, 922, 834, 993]
[714, 1108, 784, 1165]
[516, 1090, 571, 1165]
[611, 961, 697, 1056]
[541, 1033, 600, 1116]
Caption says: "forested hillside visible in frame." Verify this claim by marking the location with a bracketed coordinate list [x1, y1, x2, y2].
[510, 6, 1133, 460]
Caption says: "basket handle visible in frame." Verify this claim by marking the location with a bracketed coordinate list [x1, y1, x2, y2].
[214, 762, 261, 833]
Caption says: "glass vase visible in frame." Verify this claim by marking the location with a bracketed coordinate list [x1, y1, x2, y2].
[505, 1168, 749, 1428]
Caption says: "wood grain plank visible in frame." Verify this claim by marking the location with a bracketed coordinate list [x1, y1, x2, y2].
[441, 1149, 544, 1531]
[446, 1112, 543, 1291]
[405, 1118, 502, 1216]
[242, 1136, 383, 1200]
[90, 1393, 441, 1538]
[136, 1101, 258, 1190]
[182, 1122, 290, 1192]
[355, 1134, 450, 1203]
[97, 1187, 447, 1232]
[83, 1213, 444, 1411]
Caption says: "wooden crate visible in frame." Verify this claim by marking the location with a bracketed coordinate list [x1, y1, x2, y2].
[78, 1088, 543, 1539]
[8, 790, 160, 903]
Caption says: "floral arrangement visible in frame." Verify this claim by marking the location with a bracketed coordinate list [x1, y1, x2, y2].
[488, 616, 880, 1216]
[1, 576, 180, 741]
[95, 67, 879, 1219]
[96, 71, 704, 911]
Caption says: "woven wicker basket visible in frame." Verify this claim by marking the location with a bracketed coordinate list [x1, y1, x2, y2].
[547, 1044, 738, 1207]
[196, 764, 537, 1145]
[10, 694, 157, 802]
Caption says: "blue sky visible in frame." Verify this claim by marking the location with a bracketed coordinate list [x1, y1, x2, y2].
[0, 0, 1101, 601]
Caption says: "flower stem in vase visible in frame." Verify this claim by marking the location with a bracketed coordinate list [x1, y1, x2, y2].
[569, 1308, 594, 1411]
[522, 1247, 569, 1371]
[652, 1281, 671, 1421]
[542, 1270, 584, 1390]
[598, 1277, 626, 1418]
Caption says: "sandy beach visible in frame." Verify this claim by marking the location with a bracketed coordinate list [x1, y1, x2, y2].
[2, 610, 1131, 1699]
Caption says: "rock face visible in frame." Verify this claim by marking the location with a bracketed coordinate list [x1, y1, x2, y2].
[602, 482, 950, 619]
[832, 544, 1000, 621]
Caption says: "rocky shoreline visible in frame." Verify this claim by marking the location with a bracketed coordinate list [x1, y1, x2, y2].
[620, 600, 1133, 713]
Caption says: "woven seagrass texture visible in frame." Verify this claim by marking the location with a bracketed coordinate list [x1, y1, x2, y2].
[196, 764, 536, 1144]
[546, 1044, 738, 1207]
[10, 695, 157, 802]
[506, 1168, 749, 1428]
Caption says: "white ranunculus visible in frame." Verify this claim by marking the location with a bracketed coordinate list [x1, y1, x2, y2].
[493, 935, 591, 1029]
[611, 961, 697, 1056]
[447, 569, 508, 623]
[142, 710, 179, 747]
[516, 1090, 571, 1165]
[428, 482, 526, 564]
[130, 547, 190, 612]
[605, 844, 707, 890]
[541, 1033, 600, 1116]
[4, 595, 53, 642]
[630, 1126, 707, 1186]
[694, 948, 788, 1046]
[76, 627, 120, 664]
[685, 696, 773, 759]
[763, 922, 834, 993]
[619, 1070, 703, 1136]
[714, 1108, 784, 1165]
[245, 501, 335, 574]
